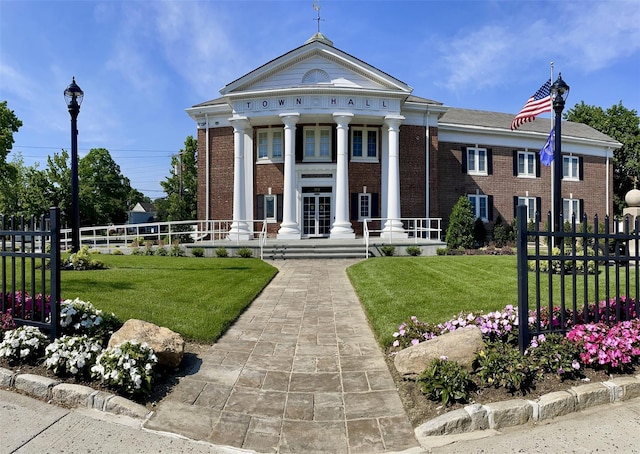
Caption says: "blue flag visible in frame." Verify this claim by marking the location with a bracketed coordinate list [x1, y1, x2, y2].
[540, 128, 555, 166]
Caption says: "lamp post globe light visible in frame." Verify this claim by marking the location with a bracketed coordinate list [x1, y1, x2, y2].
[550, 73, 570, 238]
[64, 77, 84, 253]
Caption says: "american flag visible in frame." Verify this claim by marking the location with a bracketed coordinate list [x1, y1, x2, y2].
[511, 79, 552, 130]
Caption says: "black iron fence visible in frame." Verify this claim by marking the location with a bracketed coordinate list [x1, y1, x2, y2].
[1, 208, 61, 339]
[516, 204, 640, 353]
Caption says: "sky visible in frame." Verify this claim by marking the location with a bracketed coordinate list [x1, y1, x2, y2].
[1, 0, 639, 199]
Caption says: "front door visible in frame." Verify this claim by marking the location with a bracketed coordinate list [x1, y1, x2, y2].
[302, 188, 332, 237]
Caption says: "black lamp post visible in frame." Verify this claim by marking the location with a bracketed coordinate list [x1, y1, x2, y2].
[551, 73, 570, 239]
[64, 77, 84, 253]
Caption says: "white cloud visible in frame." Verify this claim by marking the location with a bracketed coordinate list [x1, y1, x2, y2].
[436, 1, 640, 93]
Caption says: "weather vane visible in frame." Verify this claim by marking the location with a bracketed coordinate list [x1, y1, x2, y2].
[313, 1, 323, 34]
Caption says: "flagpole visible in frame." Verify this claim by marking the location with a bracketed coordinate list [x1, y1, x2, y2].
[550, 62, 556, 246]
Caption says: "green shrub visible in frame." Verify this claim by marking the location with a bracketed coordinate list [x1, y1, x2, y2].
[143, 241, 154, 256]
[236, 247, 253, 258]
[169, 243, 185, 257]
[69, 246, 106, 270]
[154, 246, 168, 256]
[492, 215, 512, 247]
[526, 334, 582, 380]
[215, 247, 228, 258]
[473, 341, 537, 394]
[380, 245, 395, 256]
[131, 247, 144, 256]
[445, 196, 475, 250]
[436, 247, 448, 256]
[417, 358, 475, 406]
[112, 249, 124, 255]
[192, 247, 205, 258]
[405, 245, 422, 256]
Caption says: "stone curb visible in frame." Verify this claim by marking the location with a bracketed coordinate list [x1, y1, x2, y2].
[0, 367, 152, 420]
[415, 374, 640, 439]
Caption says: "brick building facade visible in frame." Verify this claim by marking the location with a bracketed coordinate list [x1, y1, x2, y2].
[186, 33, 620, 241]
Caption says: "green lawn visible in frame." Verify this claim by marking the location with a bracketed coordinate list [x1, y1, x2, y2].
[59, 255, 277, 342]
[346, 256, 638, 347]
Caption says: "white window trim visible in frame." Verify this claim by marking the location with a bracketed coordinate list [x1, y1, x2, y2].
[563, 156, 580, 181]
[303, 126, 332, 162]
[517, 151, 536, 178]
[351, 127, 379, 162]
[264, 194, 277, 223]
[468, 194, 488, 222]
[256, 128, 284, 163]
[467, 147, 488, 176]
[518, 196, 537, 221]
[563, 198, 581, 223]
[358, 193, 372, 221]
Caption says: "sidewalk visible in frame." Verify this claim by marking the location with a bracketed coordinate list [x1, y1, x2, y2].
[144, 259, 420, 453]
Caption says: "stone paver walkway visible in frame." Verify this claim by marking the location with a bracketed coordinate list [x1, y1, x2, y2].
[145, 259, 420, 453]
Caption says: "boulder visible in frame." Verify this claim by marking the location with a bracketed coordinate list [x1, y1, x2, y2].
[393, 325, 484, 377]
[108, 319, 185, 369]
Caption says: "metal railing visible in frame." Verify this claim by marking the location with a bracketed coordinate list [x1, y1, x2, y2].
[60, 219, 269, 250]
[1, 208, 61, 339]
[363, 217, 442, 258]
[516, 205, 640, 353]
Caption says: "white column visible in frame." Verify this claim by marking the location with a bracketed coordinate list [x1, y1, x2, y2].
[331, 113, 355, 239]
[278, 113, 301, 239]
[382, 115, 408, 240]
[228, 116, 251, 241]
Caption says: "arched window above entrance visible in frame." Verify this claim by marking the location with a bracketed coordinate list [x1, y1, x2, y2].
[302, 69, 331, 84]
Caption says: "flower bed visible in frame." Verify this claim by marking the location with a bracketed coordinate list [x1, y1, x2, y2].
[0, 294, 157, 397]
[391, 297, 640, 407]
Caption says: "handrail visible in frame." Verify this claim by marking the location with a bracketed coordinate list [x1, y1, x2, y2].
[258, 221, 268, 260]
[362, 217, 442, 258]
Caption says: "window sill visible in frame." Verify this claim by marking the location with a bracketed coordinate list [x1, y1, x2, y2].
[257, 158, 284, 165]
[468, 171, 489, 177]
[517, 174, 537, 179]
[351, 158, 379, 164]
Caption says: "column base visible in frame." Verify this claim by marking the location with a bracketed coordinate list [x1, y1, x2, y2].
[330, 222, 355, 239]
[277, 223, 301, 240]
[228, 222, 251, 241]
[381, 220, 408, 241]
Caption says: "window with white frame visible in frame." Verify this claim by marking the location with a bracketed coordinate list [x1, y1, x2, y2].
[304, 126, 331, 161]
[563, 156, 579, 180]
[351, 127, 378, 161]
[517, 151, 536, 177]
[518, 196, 537, 221]
[563, 198, 581, 222]
[467, 147, 488, 175]
[358, 193, 371, 220]
[256, 128, 283, 162]
[264, 194, 277, 222]
[468, 194, 488, 221]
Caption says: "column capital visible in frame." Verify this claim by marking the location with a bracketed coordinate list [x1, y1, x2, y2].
[229, 116, 250, 131]
[384, 115, 405, 129]
[332, 112, 354, 126]
[279, 113, 300, 127]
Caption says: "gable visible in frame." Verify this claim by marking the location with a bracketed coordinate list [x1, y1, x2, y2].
[220, 40, 412, 96]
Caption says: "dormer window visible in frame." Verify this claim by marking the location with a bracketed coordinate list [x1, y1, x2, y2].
[302, 69, 330, 84]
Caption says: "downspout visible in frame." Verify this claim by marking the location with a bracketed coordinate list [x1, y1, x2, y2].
[205, 113, 210, 223]
[425, 107, 430, 219]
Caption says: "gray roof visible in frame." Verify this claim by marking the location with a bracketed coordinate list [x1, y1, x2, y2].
[440, 107, 620, 146]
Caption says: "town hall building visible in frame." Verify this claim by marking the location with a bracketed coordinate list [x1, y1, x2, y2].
[186, 32, 620, 242]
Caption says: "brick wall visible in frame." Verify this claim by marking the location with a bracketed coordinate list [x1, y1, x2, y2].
[197, 127, 234, 221]
[437, 141, 613, 233]
[399, 125, 427, 218]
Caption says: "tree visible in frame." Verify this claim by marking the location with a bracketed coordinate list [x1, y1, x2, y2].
[564, 101, 640, 215]
[157, 136, 197, 221]
[0, 101, 23, 177]
[78, 148, 136, 226]
[46, 150, 72, 227]
[445, 196, 475, 250]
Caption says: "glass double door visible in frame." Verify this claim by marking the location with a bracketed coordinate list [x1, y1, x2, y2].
[302, 187, 332, 237]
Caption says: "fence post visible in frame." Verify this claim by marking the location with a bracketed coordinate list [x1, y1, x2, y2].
[516, 205, 529, 353]
[49, 207, 61, 340]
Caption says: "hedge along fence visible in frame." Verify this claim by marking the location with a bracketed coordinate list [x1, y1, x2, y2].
[1, 208, 61, 339]
[516, 204, 640, 353]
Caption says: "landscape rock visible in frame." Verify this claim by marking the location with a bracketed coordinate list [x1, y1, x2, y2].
[393, 326, 484, 377]
[108, 319, 185, 369]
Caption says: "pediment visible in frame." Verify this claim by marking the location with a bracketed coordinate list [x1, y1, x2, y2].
[220, 40, 412, 96]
